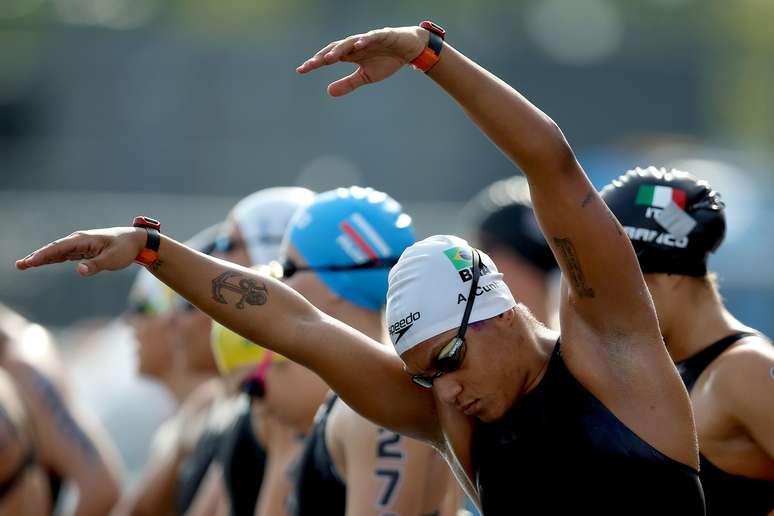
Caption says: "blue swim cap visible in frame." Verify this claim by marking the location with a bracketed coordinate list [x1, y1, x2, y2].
[287, 186, 415, 311]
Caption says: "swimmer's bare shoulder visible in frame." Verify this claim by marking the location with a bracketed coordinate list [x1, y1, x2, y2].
[703, 336, 774, 461]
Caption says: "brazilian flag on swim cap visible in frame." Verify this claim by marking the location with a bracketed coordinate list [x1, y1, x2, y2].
[443, 246, 473, 271]
[287, 186, 415, 311]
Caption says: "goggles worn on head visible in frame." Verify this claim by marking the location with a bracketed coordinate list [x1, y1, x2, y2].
[271, 257, 400, 279]
[411, 249, 480, 388]
[127, 300, 158, 317]
[239, 350, 287, 399]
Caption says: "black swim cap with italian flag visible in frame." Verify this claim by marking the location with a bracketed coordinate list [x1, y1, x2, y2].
[601, 166, 725, 276]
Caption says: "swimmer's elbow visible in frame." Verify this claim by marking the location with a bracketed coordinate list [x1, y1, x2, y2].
[516, 126, 579, 184]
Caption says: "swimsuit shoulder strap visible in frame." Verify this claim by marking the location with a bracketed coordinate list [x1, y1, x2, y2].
[677, 332, 758, 392]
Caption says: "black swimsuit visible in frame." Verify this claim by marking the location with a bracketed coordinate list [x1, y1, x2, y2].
[677, 332, 774, 516]
[472, 340, 705, 515]
[218, 400, 267, 516]
[176, 426, 224, 515]
[290, 393, 345, 516]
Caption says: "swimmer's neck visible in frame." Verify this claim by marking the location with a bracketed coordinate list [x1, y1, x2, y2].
[495, 308, 556, 409]
[518, 285, 552, 328]
[164, 370, 216, 403]
[661, 288, 750, 363]
[517, 320, 557, 399]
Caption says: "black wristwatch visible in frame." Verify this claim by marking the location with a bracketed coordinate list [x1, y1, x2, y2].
[133, 216, 161, 266]
[411, 21, 446, 72]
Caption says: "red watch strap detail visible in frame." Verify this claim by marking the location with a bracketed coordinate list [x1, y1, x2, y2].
[132, 215, 161, 267]
[133, 216, 161, 231]
[411, 21, 445, 73]
[411, 47, 440, 73]
[134, 247, 159, 267]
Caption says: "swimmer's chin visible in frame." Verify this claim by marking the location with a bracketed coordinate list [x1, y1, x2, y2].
[475, 412, 498, 423]
[471, 402, 506, 423]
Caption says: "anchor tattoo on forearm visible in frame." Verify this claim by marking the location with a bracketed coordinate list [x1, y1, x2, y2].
[211, 271, 268, 309]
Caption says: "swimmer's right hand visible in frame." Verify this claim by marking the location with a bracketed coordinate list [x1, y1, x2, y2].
[16, 227, 146, 276]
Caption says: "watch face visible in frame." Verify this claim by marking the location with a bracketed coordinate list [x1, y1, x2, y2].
[420, 20, 446, 38]
[133, 216, 161, 230]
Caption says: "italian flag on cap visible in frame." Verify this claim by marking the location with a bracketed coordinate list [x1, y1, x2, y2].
[635, 185, 686, 209]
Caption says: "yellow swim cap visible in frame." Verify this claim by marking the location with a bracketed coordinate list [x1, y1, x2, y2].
[210, 321, 285, 376]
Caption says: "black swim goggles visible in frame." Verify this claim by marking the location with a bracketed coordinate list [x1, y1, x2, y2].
[126, 299, 158, 317]
[273, 256, 400, 279]
[411, 249, 480, 389]
[212, 234, 283, 255]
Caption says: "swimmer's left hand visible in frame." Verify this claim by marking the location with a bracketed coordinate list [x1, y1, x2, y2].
[16, 227, 146, 276]
[296, 26, 429, 97]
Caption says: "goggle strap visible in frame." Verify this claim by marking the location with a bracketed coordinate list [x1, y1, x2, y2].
[457, 249, 480, 340]
[283, 257, 401, 276]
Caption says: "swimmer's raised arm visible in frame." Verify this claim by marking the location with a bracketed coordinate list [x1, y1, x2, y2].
[298, 26, 658, 340]
[15, 229, 439, 442]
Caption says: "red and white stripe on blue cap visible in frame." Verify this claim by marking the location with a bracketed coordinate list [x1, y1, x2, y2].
[337, 212, 393, 262]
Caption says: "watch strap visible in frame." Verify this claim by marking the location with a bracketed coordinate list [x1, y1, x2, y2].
[133, 216, 161, 266]
[411, 22, 446, 73]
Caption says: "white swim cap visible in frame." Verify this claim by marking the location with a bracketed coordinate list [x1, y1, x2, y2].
[232, 187, 316, 266]
[386, 235, 517, 355]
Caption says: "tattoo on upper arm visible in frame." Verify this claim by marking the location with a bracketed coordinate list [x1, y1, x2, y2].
[606, 210, 624, 236]
[211, 271, 268, 309]
[26, 368, 98, 461]
[581, 189, 594, 208]
[553, 237, 595, 298]
[581, 188, 624, 237]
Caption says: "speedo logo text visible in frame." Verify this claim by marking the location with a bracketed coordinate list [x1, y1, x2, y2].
[389, 312, 421, 344]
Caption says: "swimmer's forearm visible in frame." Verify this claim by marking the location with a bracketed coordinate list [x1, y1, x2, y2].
[149, 235, 317, 361]
[16, 227, 439, 439]
[427, 44, 575, 177]
[152, 236, 439, 441]
[425, 43, 657, 324]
